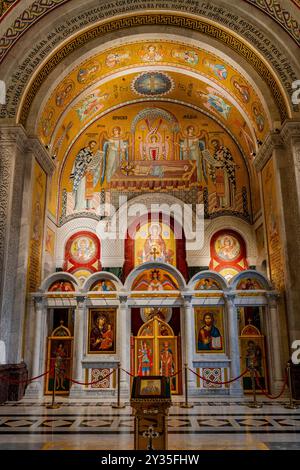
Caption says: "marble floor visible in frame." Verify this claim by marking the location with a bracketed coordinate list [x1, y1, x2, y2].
[0, 396, 299, 450]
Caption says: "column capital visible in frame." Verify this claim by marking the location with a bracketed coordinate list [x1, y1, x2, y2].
[33, 295, 44, 308]
[76, 295, 86, 308]
[118, 294, 128, 305]
[254, 132, 284, 172]
[280, 120, 300, 145]
[0, 124, 28, 151]
[182, 293, 193, 304]
[266, 291, 281, 306]
[224, 292, 236, 304]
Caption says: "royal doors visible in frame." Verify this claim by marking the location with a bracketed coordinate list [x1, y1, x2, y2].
[134, 316, 179, 394]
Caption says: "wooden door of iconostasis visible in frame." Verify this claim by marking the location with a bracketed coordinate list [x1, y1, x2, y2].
[131, 308, 182, 394]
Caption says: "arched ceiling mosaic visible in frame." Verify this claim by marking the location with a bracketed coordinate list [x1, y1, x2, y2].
[1, 6, 298, 124]
[38, 39, 270, 160]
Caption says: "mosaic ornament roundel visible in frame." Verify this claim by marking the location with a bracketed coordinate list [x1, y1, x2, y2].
[132, 72, 174, 96]
[214, 234, 241, 261]
[70, 235, 96, 263]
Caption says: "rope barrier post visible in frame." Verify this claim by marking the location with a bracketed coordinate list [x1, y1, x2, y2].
[247, 363, 262, 409]
[112, 362, 125, 409]
[46, 366, 60, 409]
[180, 363, 193, 409]
[284, 361, 298, 410]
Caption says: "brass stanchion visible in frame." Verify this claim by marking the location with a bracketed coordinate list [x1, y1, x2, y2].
[180, 363, 193, 408]
[112, 362, 125, 409]
[247, 363, 262, 409]
[284, 362, 298, 410]
[46, 367, 60, 409]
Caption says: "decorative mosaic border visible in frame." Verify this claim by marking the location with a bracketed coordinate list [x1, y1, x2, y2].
[245, 0, 300, 44]
[18, 13, 289, 126]
[0, 0, 19, 19]
[0, 0, 299, 65]
[0, 0, 69, 62]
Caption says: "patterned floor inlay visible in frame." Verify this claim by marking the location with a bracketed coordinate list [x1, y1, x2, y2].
[0, 400, 299, 449]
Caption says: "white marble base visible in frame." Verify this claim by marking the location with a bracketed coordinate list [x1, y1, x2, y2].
[25, 381, 43, 398]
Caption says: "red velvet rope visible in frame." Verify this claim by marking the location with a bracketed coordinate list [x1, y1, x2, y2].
[121, 368, 135, 377]
[65, 369, 115, 386]
[0, 370, 50, 385]
[189, 367, 248, 385]
[254, 370, 288, 399]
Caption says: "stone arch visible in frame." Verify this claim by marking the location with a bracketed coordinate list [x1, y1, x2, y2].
[187, 270, 228, 291]
[229, 269, 273, 291]
[40, 271, 79, 292]
[124, 261, 187, 291]
[82, 271, 123, 292]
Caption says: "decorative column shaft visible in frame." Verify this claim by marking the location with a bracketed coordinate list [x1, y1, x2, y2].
[118, 295, 130, 395]
[0, 127, 27, 363]
[225, 294, 243, 397]
[183, 295, 197, 391]
[0, 125, 55, 364]
[25, 296, 45, 397]
[70, 296, 85, 395]
[267, 293, 285, 393]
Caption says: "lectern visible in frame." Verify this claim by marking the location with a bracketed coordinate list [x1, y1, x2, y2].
[130, 376, 172, 450]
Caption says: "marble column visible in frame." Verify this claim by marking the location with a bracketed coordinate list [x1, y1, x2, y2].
[183, 295, 197, 394]
[266, 293, 286, 394]
[225, 294, 243, 397]
[69, 296, 86, 397]
[0, 125, 54, 365]
[118, 295, 130, 396]
[0, 126, 27, 364]
[25, 296, 45, 397]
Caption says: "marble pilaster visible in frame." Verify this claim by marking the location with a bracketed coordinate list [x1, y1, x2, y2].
[266, 293, 286, 394]
[118, 295, 130, 396]
[183, 295, 197, 394]
[25, 296, 46, 397]
[69, 296, 86, 397]
[0, 125, 54, 364]
[225, 294, 243, 397]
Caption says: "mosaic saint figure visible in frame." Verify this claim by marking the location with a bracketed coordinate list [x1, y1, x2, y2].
[198, 313, 222, 351]
[160, 341, 174, 377]
[210, 139, 238, 208]
[141, 134, 166, 161]
[90, 314, 110, 351]
[232, 79, 250, 103]
[137, 341, 153, 376]
[142, 223, 167, 262]
[105, 51, 130, 67]
[101, 127, 129, 184]
[141, 44, 163, 62]
[253, 104, 265, 132]
[172, 49, 199, 65]
[216, 235, 240, 260]
[77, 61, 100, 84]
[148, 269, 164, 291]
[179, 125, 215, 184]
[70, 140, 102, 211]
[53, 344, 67, 390]
[245, 340, 262, 376]
[203, 59, 228, 80]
